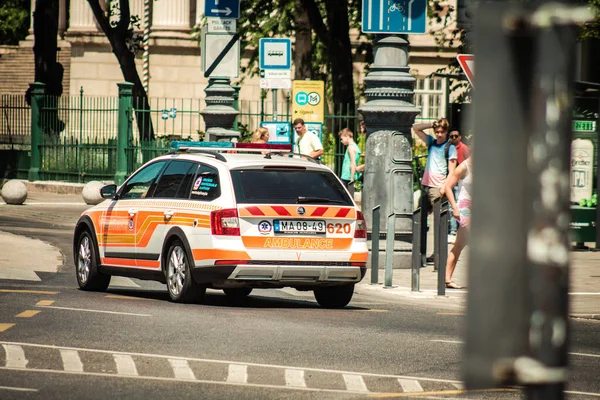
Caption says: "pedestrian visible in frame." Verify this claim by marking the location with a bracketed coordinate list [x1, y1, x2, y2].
[338, 128, 360, 196]
[411, 118, 457, 212]
[443, 156, 472, 289]
[447, 129, 471, 241]
[251, 127, 269, 144]
[293, 118, 324, 159]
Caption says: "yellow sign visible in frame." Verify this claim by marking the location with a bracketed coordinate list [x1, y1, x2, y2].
[292, 80, 325, 123]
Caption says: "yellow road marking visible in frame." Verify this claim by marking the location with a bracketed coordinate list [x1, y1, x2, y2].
[105, 295, 153, 301]
[16, 310, 40, 318]
[436, 312, 464, 316]
[36, 300, 55, 306]
[0, 324, 16, 332]
[0, 289, 58, 295]
[369, 388, 518, 398]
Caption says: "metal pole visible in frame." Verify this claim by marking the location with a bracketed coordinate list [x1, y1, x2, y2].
[142, 0, 151, 94]
[371, 205, 380, 284]
[411, 208, 421, 292]
[384, 214, 395, 287]
[433, 197, 441, 271]
[28, 82, 45, 182]
[525, 5, 579, 398]
[420, 188, 428, 265]
[273, 89, 278, 121]
[438, 201, 449, 296]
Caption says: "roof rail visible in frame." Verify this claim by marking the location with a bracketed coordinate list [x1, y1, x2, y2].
[269, 152, 323, 164]
[167, 147, 227, 162]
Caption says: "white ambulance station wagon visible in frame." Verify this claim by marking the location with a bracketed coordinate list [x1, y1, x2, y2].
[73, 147, 368, 308]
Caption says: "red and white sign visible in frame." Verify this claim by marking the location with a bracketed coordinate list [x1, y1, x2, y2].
[457, 54, 474, 86]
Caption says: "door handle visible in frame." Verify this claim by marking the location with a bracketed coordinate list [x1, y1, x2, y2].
[164, 210, 174, 219]
[128, 208, 138, 217]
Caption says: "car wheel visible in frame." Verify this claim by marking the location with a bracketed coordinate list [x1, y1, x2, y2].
[165, 240, 205, 303]
[313, 284, 355, 308]
[76, 230, 110, 291]
[223, 287, 253, 301]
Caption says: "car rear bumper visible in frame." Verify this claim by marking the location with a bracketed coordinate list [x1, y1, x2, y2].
[191, 264, 366, 288]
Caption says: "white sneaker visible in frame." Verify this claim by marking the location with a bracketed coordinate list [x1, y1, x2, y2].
[448, 234, 456, 244]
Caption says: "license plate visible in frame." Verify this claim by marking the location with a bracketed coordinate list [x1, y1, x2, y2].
[274, 220, 326, 234]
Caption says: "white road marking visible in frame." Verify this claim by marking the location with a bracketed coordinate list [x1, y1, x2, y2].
[398, 378, 423, 392]
[113, 354, 138, 376]
[0, 341, 462, 384]
[109, 276, 141, 288]
[227, 364, 247, 383]
[169, 359, 195, 380]
[60, 349, 83, 372]
[432, 339, 600, 359]
[453, 382, 464, 390]
[38, 305, 151, 317]
[285, 369, 306, 388]
[565, 390, 600, 397]
[343, 374, 369, 392]
[2, 344, 28, 368]
[0, 385, 38, 392]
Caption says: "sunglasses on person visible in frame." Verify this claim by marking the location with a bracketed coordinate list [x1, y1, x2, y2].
[450, 135, 459, 139]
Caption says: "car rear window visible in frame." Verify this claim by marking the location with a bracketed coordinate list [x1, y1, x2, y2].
[230, 169, 353, 205]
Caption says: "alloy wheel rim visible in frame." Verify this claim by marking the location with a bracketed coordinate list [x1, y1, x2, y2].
[167, 246, 186, 296]
[78, 236, 91, 284]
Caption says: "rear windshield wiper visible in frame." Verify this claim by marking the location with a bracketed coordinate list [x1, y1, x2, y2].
[297, 196, 343, 204]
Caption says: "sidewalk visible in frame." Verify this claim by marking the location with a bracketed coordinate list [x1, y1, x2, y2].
[1, 183, 599, 319]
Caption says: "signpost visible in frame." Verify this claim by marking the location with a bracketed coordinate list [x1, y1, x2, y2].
[204, 0, 240, 18]
[201, 30, 240, 78]
[259, 38, 292, 121]
[362, 0, 427, 34]
[457, 54, 475, 85]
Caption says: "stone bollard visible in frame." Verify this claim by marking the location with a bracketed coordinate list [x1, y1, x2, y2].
[81, 181, 106, 205]
[1, 180, 28, 205]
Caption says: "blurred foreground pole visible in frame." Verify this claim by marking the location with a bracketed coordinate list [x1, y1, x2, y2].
[464, 1, 590, 397]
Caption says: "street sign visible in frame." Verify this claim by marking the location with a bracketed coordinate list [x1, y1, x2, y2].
[259, 38, 292, 70]
[207, 18, 236, 33]
[572, 120, 596, 133]
[292, 80, 325, 124]
[457, 54, 474, 85]
[260, 121, 292, 143]
[201, 30, 240, 78]
[362, 0, 427, 34]
[259, 79, 292, 89]
[260, 69, 291, 79]
[204, 0, 240, 19]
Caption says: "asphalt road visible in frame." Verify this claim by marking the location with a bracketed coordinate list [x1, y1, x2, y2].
[0, 199, 599, 399]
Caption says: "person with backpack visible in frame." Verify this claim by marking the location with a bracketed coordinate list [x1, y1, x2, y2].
[412, 118, 458, 213]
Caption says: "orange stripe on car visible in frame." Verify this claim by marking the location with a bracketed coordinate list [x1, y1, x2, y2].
[350, 252, 369, 262]
[192, 249, 250, 261]
[242, 236, 353, 250]
[238, 206, 357, 219]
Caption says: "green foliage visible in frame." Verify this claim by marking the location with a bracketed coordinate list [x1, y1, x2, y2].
[0, 0, 29, 45]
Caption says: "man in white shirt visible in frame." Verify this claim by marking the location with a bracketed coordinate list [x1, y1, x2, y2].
[293, 118, 323, 158]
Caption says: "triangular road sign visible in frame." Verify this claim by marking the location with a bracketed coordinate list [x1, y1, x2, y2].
[457, 54, 474, 86]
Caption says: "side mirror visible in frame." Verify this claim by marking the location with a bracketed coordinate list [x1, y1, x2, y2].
[100, 184, 117, 199]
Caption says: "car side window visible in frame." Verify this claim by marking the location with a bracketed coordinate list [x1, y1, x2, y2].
[190, 164, 221, 201]
[120, 161, 167, 200]
[151, 160, 197, 199]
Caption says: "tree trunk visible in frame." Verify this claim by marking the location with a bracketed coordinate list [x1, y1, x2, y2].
[87, 0, 154, 141]
[293, 0, 312, 80]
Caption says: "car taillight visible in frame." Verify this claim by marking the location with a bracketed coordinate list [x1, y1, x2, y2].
[354, 211, 367, 238]
[211, 208, 240, 236]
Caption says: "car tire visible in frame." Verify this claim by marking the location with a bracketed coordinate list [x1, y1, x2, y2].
[165, 240, 205, 303]
[223, 287, 253, 301]
[313, 284, 355, 308]
[76, 230, 111, 291]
